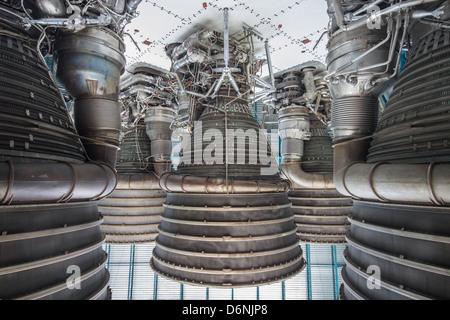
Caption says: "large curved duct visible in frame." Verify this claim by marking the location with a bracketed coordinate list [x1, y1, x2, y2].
[326, 0, 450, 300]
[99, 63, 176, 244]
[286, 119, 352, 244]
[150, 9, 306, 287]
[266, 65, 352, 244]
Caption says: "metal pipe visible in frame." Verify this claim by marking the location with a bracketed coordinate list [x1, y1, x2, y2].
[223, 7, 230, 68]
[351, 15, 401, 75]
[302, 67, 316, 102]
[254, 77, 274, 90]
[30, 16, 111, 27]
[120, 74, 157, 91]
[172, 48, 208, 73]
[341, 0, 441, 32]
[212, 72, 227, 96]
[326, 18, 393, 80]
[281, 162, 335, 189]
[330, 0, 346, 27]
[171, 29, 214, 60]
[115, 172, 160, 190]
[210, 8, 241, 97]
[159, 172, 291, 194]
[277, 106, 336, 189]
[333, 141, 450, 206]
[0, 161, 117, 204]
[126, 0, 142, 13]
[278, 105, 311, 162]
[352, 0, 385, 17]
[265, 40, 276, 88]
[144, 106, 176, 162]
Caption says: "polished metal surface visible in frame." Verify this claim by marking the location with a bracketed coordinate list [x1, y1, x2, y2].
[332, 0, 450, 300]
[53, 27, 126, 166]
[278, 105, 310, 163]
[325, 1, 399, 142]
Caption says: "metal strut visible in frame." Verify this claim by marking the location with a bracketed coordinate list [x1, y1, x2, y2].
[212, 8, 241, 97]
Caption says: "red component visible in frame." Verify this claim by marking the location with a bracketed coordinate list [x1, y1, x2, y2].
[203, 2, 207, 8]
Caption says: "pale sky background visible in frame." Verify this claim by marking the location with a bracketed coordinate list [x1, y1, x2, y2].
[122, 0, 330, 77]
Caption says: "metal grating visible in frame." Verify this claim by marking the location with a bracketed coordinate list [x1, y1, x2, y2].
[182, 284, 208, 300]
[104, 242, 346, 300]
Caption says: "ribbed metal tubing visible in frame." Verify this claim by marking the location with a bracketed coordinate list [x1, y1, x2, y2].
[302, 126, 334, 173]
[115, 124, 154, 173]
[331, 96, 379, 141]
[340, 200, 450, 300]
[289, 189, 352, 244]
[177, 102, 276, 179]
[0, 201, 110, 299]
[151, 192, 305, 287]
[0, 33, 85, 163]
[368, 32, 450, 164]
